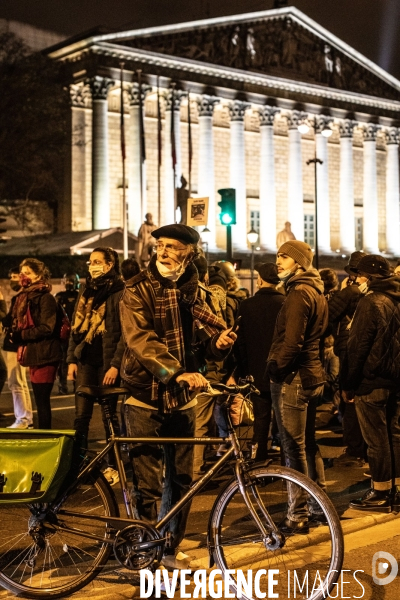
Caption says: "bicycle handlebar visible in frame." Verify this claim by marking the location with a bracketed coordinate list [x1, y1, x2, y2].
[208, 380, 260, 396]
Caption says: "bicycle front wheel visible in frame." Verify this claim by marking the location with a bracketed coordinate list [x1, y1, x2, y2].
[209, 465, 344, 600]
[0, 469, 118, 599]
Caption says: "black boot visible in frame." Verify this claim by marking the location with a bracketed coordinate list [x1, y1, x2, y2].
[349, 488, 391, 513]
[392, 487, 400, 512]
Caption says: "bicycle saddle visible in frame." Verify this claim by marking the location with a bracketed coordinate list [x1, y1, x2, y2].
[76, 385, 130, 399]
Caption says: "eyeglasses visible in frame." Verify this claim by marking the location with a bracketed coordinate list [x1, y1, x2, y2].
[153, 242, 188, 255]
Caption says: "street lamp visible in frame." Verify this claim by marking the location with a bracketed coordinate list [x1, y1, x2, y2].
[201, 227, 211, 261]
[247, 228, 259, 296]
[298, 116, 332, 269]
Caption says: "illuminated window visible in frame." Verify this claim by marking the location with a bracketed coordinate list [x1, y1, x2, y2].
[250, 210, 260, 233]
[304, 214, 315, 248]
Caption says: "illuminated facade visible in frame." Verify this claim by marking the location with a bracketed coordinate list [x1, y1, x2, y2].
[49, 6, 400, 256]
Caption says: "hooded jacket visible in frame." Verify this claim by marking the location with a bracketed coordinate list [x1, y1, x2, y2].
[342, 275, 400, 394]
[267, 269, 328, 389]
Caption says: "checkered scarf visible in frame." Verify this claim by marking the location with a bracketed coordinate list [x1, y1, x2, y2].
[148, 260, 225, 411]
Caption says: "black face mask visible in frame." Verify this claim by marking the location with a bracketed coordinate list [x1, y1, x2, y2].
[10, 281, 21, 292]
[65, 283, 75, 291]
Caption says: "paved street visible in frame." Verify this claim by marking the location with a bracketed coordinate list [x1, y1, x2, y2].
[1, 386, 400, 599]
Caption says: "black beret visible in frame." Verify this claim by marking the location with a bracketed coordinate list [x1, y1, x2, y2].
[152, 224, 200, 244]
[255, 262, 280, 284]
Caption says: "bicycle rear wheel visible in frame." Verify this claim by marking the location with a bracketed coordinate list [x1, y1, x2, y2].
[209, 465, 343, 600]
[0, 469, 118, 599]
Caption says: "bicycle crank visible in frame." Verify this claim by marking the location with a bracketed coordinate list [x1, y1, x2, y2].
[113, 521, 164, 570]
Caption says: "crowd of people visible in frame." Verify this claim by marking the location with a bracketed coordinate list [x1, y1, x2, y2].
[1, 223, 400, 567]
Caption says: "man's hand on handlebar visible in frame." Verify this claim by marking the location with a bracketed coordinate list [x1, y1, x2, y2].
[176, 372, 209, 391]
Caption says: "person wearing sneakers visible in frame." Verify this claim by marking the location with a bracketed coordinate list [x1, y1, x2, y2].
[266, 240, 328, 533]
[328, 251, 368, 467]
[120, 224, 235, 570]
[342, 255, 400, 513]
[2, 268, 33, 429]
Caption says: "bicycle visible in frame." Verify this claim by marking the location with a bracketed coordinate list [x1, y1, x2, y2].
[0, 379, 344, 600]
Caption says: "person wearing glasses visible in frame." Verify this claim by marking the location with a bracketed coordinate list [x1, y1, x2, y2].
[67, 247, 125, 486]
[120, 224, 236, 570]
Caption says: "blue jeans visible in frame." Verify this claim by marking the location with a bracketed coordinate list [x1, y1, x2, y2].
[271, 377, 325, 520]
[355, 388, 400, 490]
[125, 404, 196, 549]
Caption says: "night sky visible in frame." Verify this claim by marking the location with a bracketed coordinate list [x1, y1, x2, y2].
[2, 0, 400, 80]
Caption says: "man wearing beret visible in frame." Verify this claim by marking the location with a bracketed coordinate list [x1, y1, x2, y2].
[266, 240, 328, 533]
[342, 255, 400, 513]
[235, 263, 285, 461]
[119, 224, 236, 568]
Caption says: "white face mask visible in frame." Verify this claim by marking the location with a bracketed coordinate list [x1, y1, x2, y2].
[156, 260, 183, 282]
[278, 268, 295, 282]
[358, 281, 369, 294]
[89, 265, 105, 279]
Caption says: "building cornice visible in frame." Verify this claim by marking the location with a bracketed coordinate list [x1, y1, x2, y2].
[63, 42, 400, 114]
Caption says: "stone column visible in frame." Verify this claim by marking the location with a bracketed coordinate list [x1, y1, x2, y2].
[65, 83, 91, 232]
[88, 76, 114, 230]
[339, 119, 356, 253]
[164, 88, 185, 225]
[197, 95, 220, 248]
[315, 116, 332, 253]
[128, 82, 152, 235]
[385, 127, 400, 255]
[229, 100, 249, 250]
[362, 124, 380, 254]
[287, 110, 305, 241]
[258, 106, 279, 251]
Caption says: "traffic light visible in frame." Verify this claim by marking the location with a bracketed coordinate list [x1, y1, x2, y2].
[0, 218, 7, 244]
[217, 188, 236, 225]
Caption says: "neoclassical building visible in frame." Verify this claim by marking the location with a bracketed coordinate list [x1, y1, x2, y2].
[48, 5, 400, 256]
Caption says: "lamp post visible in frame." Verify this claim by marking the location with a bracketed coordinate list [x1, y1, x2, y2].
[201, 227, 211, 262]
[298, 116, 332, 269]
[247, 228, 259, 296]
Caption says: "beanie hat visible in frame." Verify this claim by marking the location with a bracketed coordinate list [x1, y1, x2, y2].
[278, 240, 314, 270]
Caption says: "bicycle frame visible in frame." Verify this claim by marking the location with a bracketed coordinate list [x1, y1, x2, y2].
[54, 395, 278, 552]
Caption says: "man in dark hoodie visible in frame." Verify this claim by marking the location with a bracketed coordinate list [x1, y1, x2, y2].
[342, 255, 400, 513]
[266, 240, 328, 532]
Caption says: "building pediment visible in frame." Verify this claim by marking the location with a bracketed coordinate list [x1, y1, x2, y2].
[108, 7, 398, 101]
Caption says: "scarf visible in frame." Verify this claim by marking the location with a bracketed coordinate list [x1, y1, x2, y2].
[147, 257, 226, 412]
[72, 268, 124, 359]
[12, 280, 52, 331]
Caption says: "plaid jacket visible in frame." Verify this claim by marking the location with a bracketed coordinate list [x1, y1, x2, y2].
[120, 258, 228, 411]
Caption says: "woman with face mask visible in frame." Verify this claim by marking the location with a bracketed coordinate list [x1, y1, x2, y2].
[9, 258, 62, 429]
[67, 247, 125, 486]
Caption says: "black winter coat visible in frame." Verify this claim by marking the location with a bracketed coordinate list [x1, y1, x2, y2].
[67, 286, 125, 371]
[15, 292, 62, 367]
[236, 288, 285, 391]
[328, 284, 361, 357]
[267, 269, 328, 389]
[342, 276, 400, 394]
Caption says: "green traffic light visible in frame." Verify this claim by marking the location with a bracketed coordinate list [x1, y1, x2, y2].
[221, 213, 233, 225]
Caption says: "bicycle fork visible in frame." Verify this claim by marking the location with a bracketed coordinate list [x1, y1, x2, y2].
[234, 462, 285, 551]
